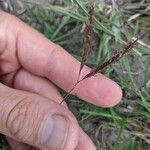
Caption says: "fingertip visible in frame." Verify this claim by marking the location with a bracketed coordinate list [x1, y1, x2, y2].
[76, 74, 122, 107]
[75, 128, 96, 150]
[6, 137, 27, 150]
[100, 79, 123, 108]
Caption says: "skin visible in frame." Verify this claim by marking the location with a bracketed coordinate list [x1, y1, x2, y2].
[0, 11, 122, 150]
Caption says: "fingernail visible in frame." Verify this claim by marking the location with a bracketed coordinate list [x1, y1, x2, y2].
[41, 115, 68, 150]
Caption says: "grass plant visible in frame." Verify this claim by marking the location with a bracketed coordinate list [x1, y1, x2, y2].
[0, 0, 150, 149]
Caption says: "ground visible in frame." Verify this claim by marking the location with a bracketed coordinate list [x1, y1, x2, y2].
[0, 0, 150, 150]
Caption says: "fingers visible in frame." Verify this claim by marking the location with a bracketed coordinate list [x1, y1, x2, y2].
[17, 17, 122, 107]
[0, 68, 64, 104]
[75, 128, 96, 150]
[0, 83, 79, 150]
[0, 11, 122, 107]
[12, 69, 64, 104]
[6, 137, 27, 150]
[7, 69, 96, 149]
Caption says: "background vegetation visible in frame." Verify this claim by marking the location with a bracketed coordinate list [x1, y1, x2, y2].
[0, 0, 150, 149]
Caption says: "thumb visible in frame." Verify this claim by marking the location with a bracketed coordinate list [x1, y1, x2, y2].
[0, 83, 79, 150]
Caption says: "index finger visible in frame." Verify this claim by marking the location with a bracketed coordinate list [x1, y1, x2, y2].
[2, 11, 122, 107]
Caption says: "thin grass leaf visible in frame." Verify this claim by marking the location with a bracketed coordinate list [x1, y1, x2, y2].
[80, 109, 122, 120]
[25, 0, 142, 55]
[96, 34, 111, 64]
[51, 16, 70, 40]
[53, 25, 81, 42]
[25, 0, 87, 21]
[73, 0, 87, 14]
[112, 118, 127, 149]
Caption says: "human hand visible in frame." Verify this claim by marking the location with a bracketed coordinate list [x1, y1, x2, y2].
[0, 11, 122, 150]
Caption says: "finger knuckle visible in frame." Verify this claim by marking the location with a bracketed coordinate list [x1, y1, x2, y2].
[6, 96, 41, 141]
